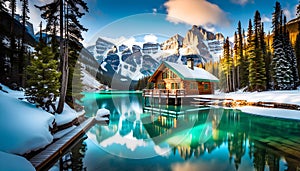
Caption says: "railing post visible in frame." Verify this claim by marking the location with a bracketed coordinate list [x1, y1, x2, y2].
[175, 89, 178, 105]
[166, 90, 169, 105]
[159, 89, 161, 104]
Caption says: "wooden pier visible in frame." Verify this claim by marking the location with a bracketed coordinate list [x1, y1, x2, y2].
[29, 117, 95, 171]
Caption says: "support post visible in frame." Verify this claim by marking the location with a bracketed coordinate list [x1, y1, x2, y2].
[175, 90, 178, 105]
[166, 90, 169, 105]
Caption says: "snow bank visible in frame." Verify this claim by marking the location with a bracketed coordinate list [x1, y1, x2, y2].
[237, 106, 300, 120]
[95, 108, 110, 121]
[0, 151, 35, 171]
[0, 83, 24, 99]
[54, 101, 77, 126]
[198, 90, 300, 120]
[0, 91, 54, 155]
[200, 90, 300, 106]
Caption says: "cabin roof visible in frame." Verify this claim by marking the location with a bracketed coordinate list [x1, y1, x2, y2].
[149, 61, 219, 82]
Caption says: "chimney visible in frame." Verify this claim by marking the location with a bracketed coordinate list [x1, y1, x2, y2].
[187, 58, 194, 70]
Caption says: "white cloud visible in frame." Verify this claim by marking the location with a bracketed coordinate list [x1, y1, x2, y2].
[230, 0, 254, 6]
[283, 8, 292, 21]
[261, 15, 271, 23]
[144, 34, 158, 43]
[164, 0, 231, 29]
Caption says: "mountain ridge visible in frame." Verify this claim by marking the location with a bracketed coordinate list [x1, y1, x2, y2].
[85, 25, 225, 81]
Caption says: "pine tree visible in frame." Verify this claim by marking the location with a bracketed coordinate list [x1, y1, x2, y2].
[247, 19, 256, 91]
[241, 28, 249, 88]
[221, 37, 233, 92]
[233, 32, 238, 90]
[19, 0, 30, 87]
[26, 43, 61, 110]
[35, 1, 60, 53]
[295, 0, 300, 86]
[283, 17, 299, 88]
[9, 0, 16, 52]
[0, 0, 9, 84]
[66, 47, 84, 110]
[237, 21, 244, 89]
[37, 0, 89, 113]
[64, 1, 88, 110]
[252, 11, 266, 91]
[264, 28, 272, 90]
[218, 59, 227, 91]
[272, 2, 293, 90]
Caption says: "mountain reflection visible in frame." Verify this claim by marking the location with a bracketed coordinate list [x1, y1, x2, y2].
[84, 92, 300, 171]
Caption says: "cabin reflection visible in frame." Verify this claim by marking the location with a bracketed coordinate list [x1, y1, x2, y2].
[142, 106, 300, 170]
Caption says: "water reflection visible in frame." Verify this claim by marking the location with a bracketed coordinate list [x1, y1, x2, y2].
[80, 92, 300, 171]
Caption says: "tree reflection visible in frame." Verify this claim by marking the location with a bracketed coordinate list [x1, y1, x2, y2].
[58, 137, 87, 171]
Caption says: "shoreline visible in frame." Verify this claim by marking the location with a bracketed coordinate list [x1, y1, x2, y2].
[192, 96, 300, 120]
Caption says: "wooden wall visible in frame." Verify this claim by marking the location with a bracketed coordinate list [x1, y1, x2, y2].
[151, 68, 215, 95]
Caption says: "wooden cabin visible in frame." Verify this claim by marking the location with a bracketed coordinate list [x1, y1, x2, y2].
[147, 59, 219, 95]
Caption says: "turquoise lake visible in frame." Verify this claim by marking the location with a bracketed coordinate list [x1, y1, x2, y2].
[63, 91, 300, 171]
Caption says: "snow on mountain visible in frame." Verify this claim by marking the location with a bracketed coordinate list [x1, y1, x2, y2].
[182, 25, 218, 63]
[86, 26, 225, 81]
[161, 34, 183, 55]
[81, 65, 104, 91]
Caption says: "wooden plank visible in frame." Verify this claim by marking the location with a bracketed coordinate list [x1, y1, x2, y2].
[29, 117, 94, 170]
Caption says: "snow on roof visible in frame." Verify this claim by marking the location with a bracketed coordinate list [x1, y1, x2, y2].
[163, 61, 219, 82]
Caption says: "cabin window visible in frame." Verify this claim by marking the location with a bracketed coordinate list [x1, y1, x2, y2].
[162, 71, 169, 79]
[171, 83, 175, 89]
[171, 83, 180, 89]
[204, 83, 209, 90]
[190, 82, 198, 90]
[168, 70, 177, 79]
[157, 83, 166, 89]
[177, 83, 181, 89]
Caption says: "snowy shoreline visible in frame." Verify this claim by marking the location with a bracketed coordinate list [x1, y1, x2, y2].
[198, 90, 300, 120]
[0, 83, 84, 170]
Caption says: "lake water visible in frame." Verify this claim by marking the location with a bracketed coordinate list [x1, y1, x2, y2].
[59, 91, 300, 171]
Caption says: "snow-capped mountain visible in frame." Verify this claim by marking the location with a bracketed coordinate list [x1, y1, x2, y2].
[86, 26, 225, 81]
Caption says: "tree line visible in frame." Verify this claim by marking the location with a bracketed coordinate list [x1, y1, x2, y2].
[0, 0, 89, 113]
[205, 1, 300, 92]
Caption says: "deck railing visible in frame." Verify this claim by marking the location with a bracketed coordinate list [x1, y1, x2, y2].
[143, 89, 185, 97]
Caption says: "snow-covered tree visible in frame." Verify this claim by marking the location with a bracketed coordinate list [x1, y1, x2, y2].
[294, 1, 300, 86]
[26, 44, 61, 111]
[272, 2, 296, 90]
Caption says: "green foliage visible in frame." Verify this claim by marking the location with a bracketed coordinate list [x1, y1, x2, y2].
[220, 37, 233, 92]
[66, 48, 84, 106]
[25, 44, 61, 107]
[240, 29, 249, 88]
[218, 59, 227, 91]
[135, 76, 153, 90]
[248, 11, 266, 91]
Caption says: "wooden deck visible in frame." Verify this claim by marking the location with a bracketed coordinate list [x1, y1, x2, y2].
[143, 89, 186, 105]
[29, 117, 95, 171]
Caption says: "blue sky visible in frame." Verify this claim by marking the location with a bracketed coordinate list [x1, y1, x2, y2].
[28, 0, 299, 45]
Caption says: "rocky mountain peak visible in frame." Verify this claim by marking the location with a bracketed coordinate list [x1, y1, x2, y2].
[215, 33, 225, 42]
[161, 34, 184, 54]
